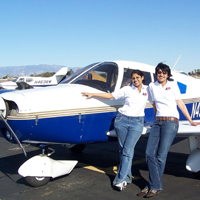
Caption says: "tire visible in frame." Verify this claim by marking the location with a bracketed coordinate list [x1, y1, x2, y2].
[69, 144, 86, 153]
[25, 176, 50, 187]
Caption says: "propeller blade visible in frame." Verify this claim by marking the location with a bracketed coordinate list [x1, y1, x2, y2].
[0, 114, 27, 157]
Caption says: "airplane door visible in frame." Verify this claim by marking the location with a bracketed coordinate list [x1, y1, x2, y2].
[121, 69, 152, 87]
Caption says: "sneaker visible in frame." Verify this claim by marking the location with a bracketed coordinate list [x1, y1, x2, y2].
[114, 181, 127, 191]
[137, 187, 148, 197]
[145, 189, 161, 198]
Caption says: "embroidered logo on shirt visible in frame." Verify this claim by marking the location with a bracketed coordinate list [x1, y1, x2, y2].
[143, 93, 147, 96]
[165, 87, 171, 90]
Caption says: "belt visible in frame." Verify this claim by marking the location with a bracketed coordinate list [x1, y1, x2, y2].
[156, 117, 179, 122]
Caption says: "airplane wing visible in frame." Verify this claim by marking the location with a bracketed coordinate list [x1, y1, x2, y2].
[106, 120, 200, 137]
[143, 120, 200, 136]
[106, 124, 151, 137]
[177, 120, 200, 136]
[16, 81, 34, 90]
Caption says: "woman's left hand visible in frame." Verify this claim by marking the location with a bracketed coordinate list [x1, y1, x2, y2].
[190, 121, 200, 126]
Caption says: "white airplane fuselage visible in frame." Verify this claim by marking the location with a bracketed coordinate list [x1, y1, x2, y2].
[0, 61, 200, 144]
[0, 61, 200, 185]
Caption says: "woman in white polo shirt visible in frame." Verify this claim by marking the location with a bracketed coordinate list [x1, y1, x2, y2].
[82, 70, 148, 191]
[137, 63, 200, 198]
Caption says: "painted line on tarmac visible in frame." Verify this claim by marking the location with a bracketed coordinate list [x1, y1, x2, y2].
[76, 158, 145, 176]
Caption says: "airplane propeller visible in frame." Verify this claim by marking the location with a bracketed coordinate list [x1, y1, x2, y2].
[0, 114, 27, 157]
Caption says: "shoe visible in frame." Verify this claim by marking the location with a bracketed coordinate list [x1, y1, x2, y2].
[114, 181, 127, 191]
[137, 188, 148, 197]
[145, 189, 161, 198]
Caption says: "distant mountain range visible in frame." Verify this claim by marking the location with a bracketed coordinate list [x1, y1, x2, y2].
[0, 64, 78, 78]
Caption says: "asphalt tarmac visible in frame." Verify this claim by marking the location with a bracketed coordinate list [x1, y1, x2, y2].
[0, 132, 200, 200]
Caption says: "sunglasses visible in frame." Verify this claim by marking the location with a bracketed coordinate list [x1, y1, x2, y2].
[157, 71, 167, 75]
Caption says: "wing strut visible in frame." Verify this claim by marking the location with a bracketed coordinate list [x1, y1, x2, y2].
[0, 114, 27, 157]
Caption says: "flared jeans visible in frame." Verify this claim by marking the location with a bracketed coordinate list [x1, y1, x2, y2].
[113, 112, 144, 185]
[145, 120, 179, 190]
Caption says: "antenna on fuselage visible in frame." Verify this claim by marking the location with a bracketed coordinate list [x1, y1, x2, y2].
[172, 55, 181, 70]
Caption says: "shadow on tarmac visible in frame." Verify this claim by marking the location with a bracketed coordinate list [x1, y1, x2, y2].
[0, 131, 199, 200]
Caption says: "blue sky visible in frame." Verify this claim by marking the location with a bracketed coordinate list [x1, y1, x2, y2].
[0, 0, 200, 72]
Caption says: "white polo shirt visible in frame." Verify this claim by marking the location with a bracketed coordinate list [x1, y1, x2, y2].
[112, 84, 148, 117]
[148, 80, 181, 118]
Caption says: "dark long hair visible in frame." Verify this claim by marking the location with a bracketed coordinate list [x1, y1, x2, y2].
[131, 70, 145, 84]
[155, 62, 172, 80]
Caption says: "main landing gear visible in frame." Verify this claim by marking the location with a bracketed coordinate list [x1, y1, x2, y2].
[186, 136, 200, 179]
[69, 144, 86, 153]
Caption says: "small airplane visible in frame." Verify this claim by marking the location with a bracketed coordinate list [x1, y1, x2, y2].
[0, 67, 68, 90]
[0, 60, 200, 187]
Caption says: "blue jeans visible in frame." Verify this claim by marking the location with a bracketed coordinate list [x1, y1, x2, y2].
[145, 120, 179, 190]
[113, 112, 144, 185]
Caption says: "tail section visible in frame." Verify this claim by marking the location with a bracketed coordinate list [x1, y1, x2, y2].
[54, 67, 68, 83]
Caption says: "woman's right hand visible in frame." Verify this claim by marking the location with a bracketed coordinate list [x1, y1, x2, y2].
[81, 92, 93, 99]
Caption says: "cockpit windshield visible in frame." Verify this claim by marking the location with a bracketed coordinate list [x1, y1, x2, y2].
[61, 62, 119, 92]
[12, 78, 18, 82]
[60, 63, 99, 84]
[71, 62, 118, 92]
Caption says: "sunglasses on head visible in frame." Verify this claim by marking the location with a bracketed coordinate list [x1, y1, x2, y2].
[157, 71, 167, 75]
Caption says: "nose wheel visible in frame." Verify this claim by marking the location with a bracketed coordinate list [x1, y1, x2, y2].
[23, 145, 54, 187]
[25, 176, 51, 187]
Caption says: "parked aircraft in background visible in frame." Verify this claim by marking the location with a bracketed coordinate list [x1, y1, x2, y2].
[173, 70, 189, 76]
[0, 61, 200, 187]
[0, 67, 68, 90]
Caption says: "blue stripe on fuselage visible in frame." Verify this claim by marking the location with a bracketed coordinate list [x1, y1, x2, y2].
[1, 102, 199, 145]
[1, 112, 117, 144]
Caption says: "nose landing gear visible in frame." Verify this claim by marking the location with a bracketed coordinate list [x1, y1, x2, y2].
[18, 145, 78, 187]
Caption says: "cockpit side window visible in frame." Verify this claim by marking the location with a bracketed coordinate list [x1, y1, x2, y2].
[121, 69, 152, 88]
[12, 78, 18, 82]
[109, 68, 118, 93]
[18, 78, 25, 82]
[153, 73, 157, 82]
[143, 72, 152, 85]
[26, 78, 33, 82]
